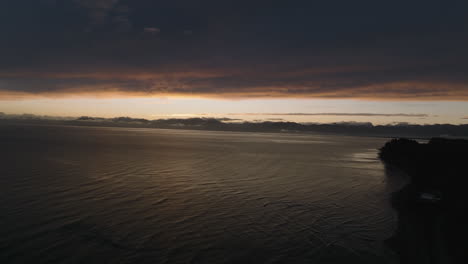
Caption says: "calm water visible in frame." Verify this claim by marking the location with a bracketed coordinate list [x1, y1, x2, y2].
[0, 125, 404, 263]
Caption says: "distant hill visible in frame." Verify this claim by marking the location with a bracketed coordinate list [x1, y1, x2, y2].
[1, 114, 467, 138]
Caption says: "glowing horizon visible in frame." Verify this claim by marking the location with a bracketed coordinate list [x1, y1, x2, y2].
[1, 97, 467, 125]
[1, 1, 467, 125]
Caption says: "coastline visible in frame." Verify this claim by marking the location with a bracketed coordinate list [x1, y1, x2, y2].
[380, 138, 468, 264]
[1, 118, 467, 140]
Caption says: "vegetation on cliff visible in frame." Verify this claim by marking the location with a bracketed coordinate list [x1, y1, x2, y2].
[379, 138, 468, 263]
[380, 138, 468, 198]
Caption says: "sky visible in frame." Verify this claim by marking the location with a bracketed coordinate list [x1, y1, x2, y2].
[1, 0, 467, 124]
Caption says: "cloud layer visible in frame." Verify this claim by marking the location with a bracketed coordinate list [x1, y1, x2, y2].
[1, 0, 467, 100]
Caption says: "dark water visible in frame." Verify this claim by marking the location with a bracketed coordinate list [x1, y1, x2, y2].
[0, 124, 404, 263]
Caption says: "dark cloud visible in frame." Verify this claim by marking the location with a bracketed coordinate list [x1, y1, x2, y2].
[0, 0, 467, 99]
[183, 30, 193, 36]
[143, 27, 160, 34]
[74, 0, 118, 9]
[73, 0, 121, 25]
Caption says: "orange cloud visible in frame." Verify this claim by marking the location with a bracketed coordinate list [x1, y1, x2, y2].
[1, 64, 467, 101]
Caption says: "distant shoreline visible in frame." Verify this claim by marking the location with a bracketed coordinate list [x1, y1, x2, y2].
[1, 117, 467, 139]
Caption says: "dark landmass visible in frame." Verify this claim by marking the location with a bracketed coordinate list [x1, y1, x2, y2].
[379, 138, 468, 264]
[0, 114, 467, 138]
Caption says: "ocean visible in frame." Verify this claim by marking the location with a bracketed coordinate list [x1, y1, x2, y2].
[0, 124, 404, 263]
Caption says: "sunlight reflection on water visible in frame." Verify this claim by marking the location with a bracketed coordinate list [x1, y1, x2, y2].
[0, 125, 401, 264]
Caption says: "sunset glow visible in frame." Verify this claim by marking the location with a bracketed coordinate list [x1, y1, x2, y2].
[1, 0, 467, 124]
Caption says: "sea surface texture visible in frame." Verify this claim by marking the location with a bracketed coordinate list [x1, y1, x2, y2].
[0, 125, 403, 263]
